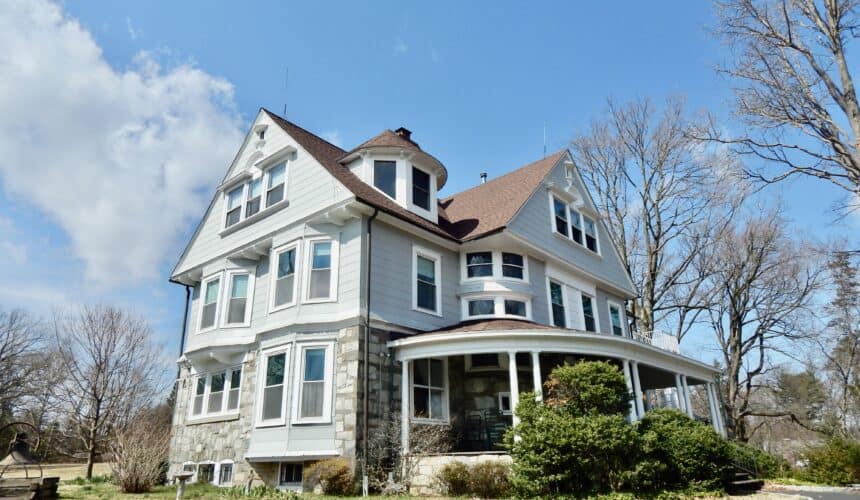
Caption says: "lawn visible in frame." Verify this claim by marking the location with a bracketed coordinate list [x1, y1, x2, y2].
[58, 481, 405, 500]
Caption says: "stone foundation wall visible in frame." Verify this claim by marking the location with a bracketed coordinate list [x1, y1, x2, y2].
[409, 454, 513, 496]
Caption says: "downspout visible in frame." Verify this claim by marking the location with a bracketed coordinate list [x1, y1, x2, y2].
[362, 208, 379, 495]
[174, 283, 191, 379]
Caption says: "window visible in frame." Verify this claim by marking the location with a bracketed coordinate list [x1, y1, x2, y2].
[307, 240, 335, 300]
[413, 358, 446, 421]
[553, 197, 569, 237]
[225, 185, 244, 227]
[199, 276, 221, 331]
[468, 299, 495, 316]
[583, 215, 598, 252]
[504, 299, 527, 317]
[182, 463, 196, 474]
[581, 294, 596, 332]
[501, 253, 524, 279]
[224, 272, 251, 326]
[245, 177, 262, 217]
[498, 392, 512, 414]
[207, 372, 226, 413]
[299, 349, 325, 419]
[374, 160, 397, 198]
[218, 463, 233, 486]
[412, 166, 431, 210]
[193, 378, 205, 416]
[466, 252, 493, 278]
[266, 163, 286, 207]
[279, 463, 302, 486]
[609, 303, 624, 336]
[227, 369, 241, 410]
[570, 208, 583, 245]
[272, 244, 298, 309]
[260, 350, 287, 425]
[549, 281, 566, 328]
[197, 464, 214, 484]
[413, 247, 440, 314]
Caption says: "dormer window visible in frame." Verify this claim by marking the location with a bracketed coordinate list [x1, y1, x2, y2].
[266, 163, 286, 207]
[374, 160, 397, 198]
[220, 158, 289, 232]
[225, 186, 244, 227]
[412, 167, 431, 210]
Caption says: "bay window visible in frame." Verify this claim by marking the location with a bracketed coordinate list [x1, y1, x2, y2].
[374, 160, 397, 198]
[190, 367, 242, 419]
[224, 272, 251, 326]
[306, 239, 337, 301]
[199, 276, 221, 332]
[227, 369, 241, 410]
[293, 343, 334, 423]
[412, 358, 447, 422]
[549, 280, 566, 328]
[581, 294, 596, 332]
[468, 299, 495, 316]
[466, 252, 493, 278]
[207, 372, 225, 413]
[465, 296, 531, 319]
[413, 246, 441, 315]
[501, 253, 524, 279]
[504, 299, 527, 317]
[259, 349, 287, 425]
[271, 244, 298, 310]
[412, 166, 431, 210]
[193, 378, 205, 416]
[266, 163, 286, 207]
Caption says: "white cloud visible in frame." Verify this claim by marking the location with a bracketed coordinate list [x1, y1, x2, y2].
[394, 36, 408, 54]
[0, 0, 244, 288]
[322, 130, 342, 147]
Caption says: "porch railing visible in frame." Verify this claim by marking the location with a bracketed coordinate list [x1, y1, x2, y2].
[631, 330, 680, 354]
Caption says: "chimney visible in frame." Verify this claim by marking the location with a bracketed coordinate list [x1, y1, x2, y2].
[480, 172, 487, 184]
[394, 127, 412, 142]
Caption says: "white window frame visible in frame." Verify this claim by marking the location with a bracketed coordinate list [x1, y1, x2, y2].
[256, 345, 291, 427]
[408, 164, 435, 217]
[579, 292, 600, 333]
[269, 241, 301, 312]
[607, 301, 626, 337]
[548, 191, 601, 256]
[221, 270, 254, 328]
[412, 245, 442, 316]
[188, 366, 243, 421]
[291, 342, 335, 424]
[197, 461, 216, 484]
[372, 159, 398, 201]
[182, 462, 197, 483]
[582, 213, 600, 253]
[217, 460, 234, 487]
[197, 273, 223, 334]
[303, 237, 339, 304]
[410, 357, 450, 424]
[244, 175, 264, 218]
[547, 277, 568, 328]
[460, 250, 529, 283]
[460, 295, 532, 321]
[223, 183, 247, 229]
[220, 155, 290, 231]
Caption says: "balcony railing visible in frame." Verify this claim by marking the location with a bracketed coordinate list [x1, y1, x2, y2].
[631, 330, 680, 354]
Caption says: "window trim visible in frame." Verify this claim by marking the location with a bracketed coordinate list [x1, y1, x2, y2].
[187, 366, 243, 421]
[460, 250, 529, 283]
[269, 241, 301, 312]
[548, 191, 601, 256]
[302, 237, 340, 304]
[547, 278, 568, 329]
[291, 341, 335, 425]
[221, 270, 255, 328]
[607, 300, 626, 337]
[264, 161, 288, 208]
[220, 156, 291, 231]
[461, 295, 533, 321]
[224, 183, 246, 229]
[410, 357, 450, 424]
[256, 345, 291, 428]
[412, 245, 442, 316]
[197, 273, 223, 334]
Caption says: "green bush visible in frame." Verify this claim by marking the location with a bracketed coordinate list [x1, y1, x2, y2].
[435, 461, 470, 496]
[636, 409, 733, 491]
[728, 441, 791, 479]
[509, 396, 641, 497]
[798, 437, 860, 485]
[303, 458, 354, 495]
[544, 361, 630, 417]
[468, 461, 511, 498]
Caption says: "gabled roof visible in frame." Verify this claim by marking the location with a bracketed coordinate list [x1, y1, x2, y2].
[263, 108, 566, 243]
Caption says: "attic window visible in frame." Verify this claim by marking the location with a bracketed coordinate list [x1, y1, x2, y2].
[374, 160, 397, 199]
[412, 167, 430, 210]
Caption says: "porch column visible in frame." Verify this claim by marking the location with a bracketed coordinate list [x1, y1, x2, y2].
[708, 383, 726, 436]
[674, 373, 686, 412]
[705, 383, 720, 434]
[531, 351, 542, 401]
[508, 351, 520, 427]
[622, 360, 637, 421]
[681, 375, 693, 418]
[631, 361, 645, 418]
[401, 359, 410, 454]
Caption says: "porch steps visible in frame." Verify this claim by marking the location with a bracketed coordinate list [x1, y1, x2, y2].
[726, 470, 763, 494]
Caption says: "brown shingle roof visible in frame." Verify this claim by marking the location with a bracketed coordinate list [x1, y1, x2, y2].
[345, 129, 423, 156]
[263, 109, 565, 243]
[427, 318, 566, 334]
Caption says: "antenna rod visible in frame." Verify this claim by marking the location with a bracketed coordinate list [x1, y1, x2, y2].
[283, 67, 289, 116]
[543, 122, 547, 158]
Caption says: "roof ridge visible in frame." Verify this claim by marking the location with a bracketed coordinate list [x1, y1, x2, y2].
[261, 107, 347, 154]
[441, 148, 567, 202]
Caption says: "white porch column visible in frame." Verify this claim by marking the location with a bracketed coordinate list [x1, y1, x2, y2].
[674, 373, 686, 412]
[681, 375, 693, 418]
[401, 359, 410, 454]
[622, 360, 637, 421]
[708, 383, 726, 436]
[706, 383, 720, 434]
[531, 351, 542, 401]
[631, 361, 645, 418]
[508, 351, 520, 427]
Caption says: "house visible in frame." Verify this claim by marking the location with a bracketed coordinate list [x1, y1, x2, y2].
[167, 109, 725, 491]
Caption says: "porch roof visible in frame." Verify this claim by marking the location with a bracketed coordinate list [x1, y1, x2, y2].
[426, 318, 563, 334]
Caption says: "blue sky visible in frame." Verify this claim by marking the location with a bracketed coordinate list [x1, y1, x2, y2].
[0, 1, 856, 364]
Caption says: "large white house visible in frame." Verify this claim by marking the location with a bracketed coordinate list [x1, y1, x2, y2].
[167, 109, 725, 490]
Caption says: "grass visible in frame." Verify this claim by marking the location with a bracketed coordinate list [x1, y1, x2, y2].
[765, 476, 836, 487]
[58, 481, 408, 499]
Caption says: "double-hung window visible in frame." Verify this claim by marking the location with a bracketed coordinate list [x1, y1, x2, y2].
[570, 208, 584, 245]
[193, 378, 206, 416]
[609, 303, 624, 336]
[583, 215, 598, 252]
[413, 246, 441, 314]
[374, 160, 397, 198]
[504, 299, 527, 317]
[199, 276, 221, 332]
[294, 343, 334, 423]
[245, 177, 263, 217]
[259, 349, 288, 425]
[412, 358, 447, 421]
[581, 294, 596, 332]
[191, 367, 242, 418]
[225, 185, 244, 227]
[501, 253, 524, 279]
[271, 244, 298, 310]
[227, 369, 241, 410]
[553, 197, 569, 237]
[412, 166, 431, 210]
[218, 462, 233, 486]
[306, 239, 337, 301]
[549, 280, 566, 328]
[551, 193, 600, 254]
[466, 252, 493, 278]
[266, 163, 286, 207]
[207, 372, 226, 413]
[224, 272, 251, 326]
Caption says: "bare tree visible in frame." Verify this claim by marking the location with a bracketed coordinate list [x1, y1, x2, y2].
[710, 0, 860, 208]
[571, 97, 744, 338]
[0, 309, 46, 421]
[703, 209, 821, 440]
[53, 305, 166, 479]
